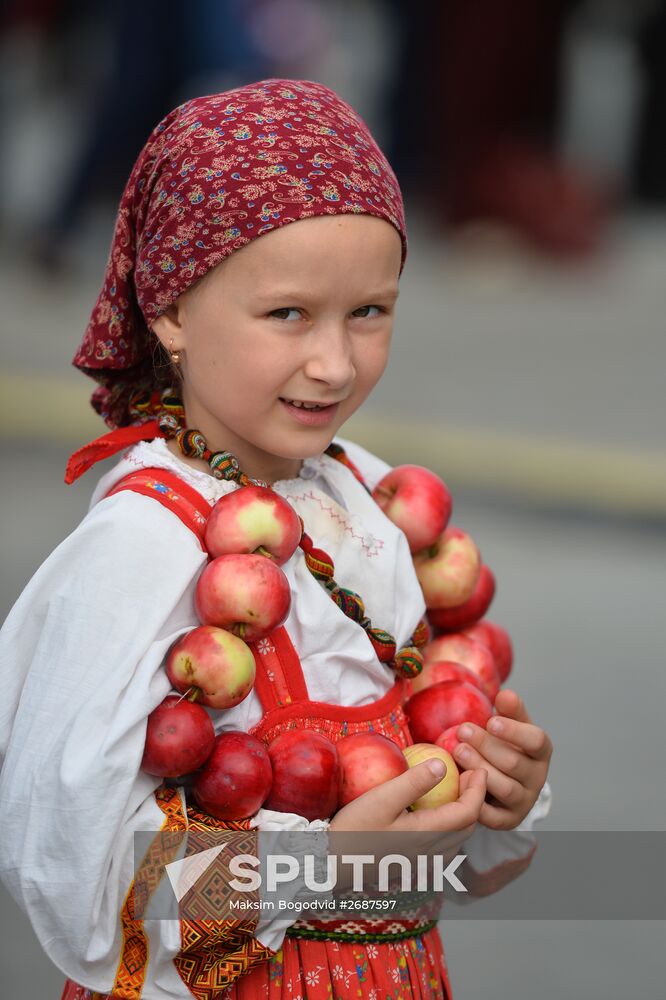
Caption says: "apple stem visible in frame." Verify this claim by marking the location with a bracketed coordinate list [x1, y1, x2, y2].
[175, 686, 200, 704]
[255, 546, 273, 559]
[373, 486, 394, 501]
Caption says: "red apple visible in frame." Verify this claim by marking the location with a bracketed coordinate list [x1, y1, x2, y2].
[166, 625, 256, 709]
[264, 730, 341, 821]
[425, 633, 500, 701]
[337, 732, 408, 806]
[195, 553, 291, 642]
[435, 725, 462, 757]
[403, 744, 459, 808]
[141, 695, 216, 778]
[428, 565, 496, 632]
[372, 465, 452, 554]
[410, 659, 486, 696]
[413, 526, 481, 609]
[204, 485, 302, 564]
[405, 681, 493, 744]
[463, 620, 514, 683]
[193, 730, 273, 820]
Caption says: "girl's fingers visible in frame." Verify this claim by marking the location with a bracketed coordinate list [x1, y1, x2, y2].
[457, 717, 552, 766]
[493, 688, 533, 724]
[491, 691, 553, 761]
[451, 741, 527, 810]
[487, 715, 553, 761]
[405, 767, 487, 833]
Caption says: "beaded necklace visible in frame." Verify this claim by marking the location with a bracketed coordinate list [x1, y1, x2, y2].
[130, 390, 427, 678]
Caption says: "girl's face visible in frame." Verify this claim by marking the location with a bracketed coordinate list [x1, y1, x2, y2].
[153, 214, 402, 483]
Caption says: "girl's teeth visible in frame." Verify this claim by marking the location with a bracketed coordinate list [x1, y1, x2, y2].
[287, 400, 322, 410]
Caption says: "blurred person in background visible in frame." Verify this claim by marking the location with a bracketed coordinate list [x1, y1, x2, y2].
[1, 0, 278, 272]
[384, 0, 662, 255]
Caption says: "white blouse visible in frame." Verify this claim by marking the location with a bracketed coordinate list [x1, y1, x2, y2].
[0, 435, 550, 997]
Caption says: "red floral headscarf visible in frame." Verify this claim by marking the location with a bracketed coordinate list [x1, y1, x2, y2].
[73, 78, 407, 429]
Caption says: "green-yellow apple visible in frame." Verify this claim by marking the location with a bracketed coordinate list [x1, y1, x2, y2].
[403, 743, 460, 809]
[166, 625, 256, 709]
[413, 526, 481, 609]
[428, 564, 495, 632]
[204, 485, 302, 564]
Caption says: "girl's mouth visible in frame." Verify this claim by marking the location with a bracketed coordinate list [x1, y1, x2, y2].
[279, 398, 340, 426]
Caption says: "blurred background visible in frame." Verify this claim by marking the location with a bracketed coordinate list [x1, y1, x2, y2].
[1, 0, 664, 996]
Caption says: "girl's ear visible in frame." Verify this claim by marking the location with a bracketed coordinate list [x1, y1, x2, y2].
[152, 303, 184, 353]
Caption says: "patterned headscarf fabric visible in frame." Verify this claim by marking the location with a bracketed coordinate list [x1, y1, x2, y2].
[73, 78, 407, 429]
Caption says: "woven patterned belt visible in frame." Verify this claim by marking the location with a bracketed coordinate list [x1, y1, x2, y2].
[286, 918, 438, 943]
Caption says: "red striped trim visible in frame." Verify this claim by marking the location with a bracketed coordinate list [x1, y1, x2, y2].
[105, 468, 212, 548]
[251, 676, 406, 741]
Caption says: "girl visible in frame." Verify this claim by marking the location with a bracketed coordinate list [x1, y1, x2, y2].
[0, 79, 552, 999]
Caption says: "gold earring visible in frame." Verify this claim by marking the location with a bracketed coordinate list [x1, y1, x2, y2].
[168, 338, 182, 364]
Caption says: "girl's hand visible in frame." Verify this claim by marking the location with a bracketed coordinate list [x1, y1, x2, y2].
[329, 759, 487, 836]
[452, 689, 553, 831]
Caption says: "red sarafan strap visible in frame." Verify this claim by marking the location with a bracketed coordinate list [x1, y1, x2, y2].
[65, 420, 164, 484]
[105, 468, 212, 548]
[251, 626, 310, 711]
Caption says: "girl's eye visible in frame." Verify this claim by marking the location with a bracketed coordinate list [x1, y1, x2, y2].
[352, 305, 382, 318]
[269, 307, 301, 321]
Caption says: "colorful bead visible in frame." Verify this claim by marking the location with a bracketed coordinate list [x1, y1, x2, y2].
[303, 547, 335, 582]
[209, 451, 241, 479]
[299, 532, 314, 554]
[177, 428, 207, 458]
[411, 617, 431, 649]
[157, 412, 181, 434]
[333, 588, 365, 622]
[367, 628, 397, 663]
[394, 646, 424, 678]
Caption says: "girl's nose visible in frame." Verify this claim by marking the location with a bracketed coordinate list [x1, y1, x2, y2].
[303, 324, 356, 389]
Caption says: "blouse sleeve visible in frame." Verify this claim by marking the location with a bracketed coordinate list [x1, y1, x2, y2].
[0, 491, 220, 996]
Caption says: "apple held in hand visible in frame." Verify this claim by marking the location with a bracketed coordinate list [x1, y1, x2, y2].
[425, 633, 500, 701]
[337, 732, 408, 806]
[463, 619, 513, 683]
[193, 731, 273, 820]
[205, 485, 302, 564]
[166, 625, 256, 709]
[413, 526, 481, 609]
[403, 743, 459, 809]
[372, 465, 452, 554]
[264, 730, 341, 821]
[435, 726, 462, 757]
[141, 695, 216, 778]
[405, 680, 493, 744]
[410, 659, 486, 696]
[196, 553, 291, 642]
[428, 565, 496, 633]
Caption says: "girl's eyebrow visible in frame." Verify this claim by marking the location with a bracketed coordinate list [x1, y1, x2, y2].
[254, 286, 399, 303]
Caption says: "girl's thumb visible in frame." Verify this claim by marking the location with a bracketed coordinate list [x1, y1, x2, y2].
[374, 758, 448, 819]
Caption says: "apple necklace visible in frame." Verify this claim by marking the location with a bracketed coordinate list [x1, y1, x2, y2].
[131, 389, 427, 678]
